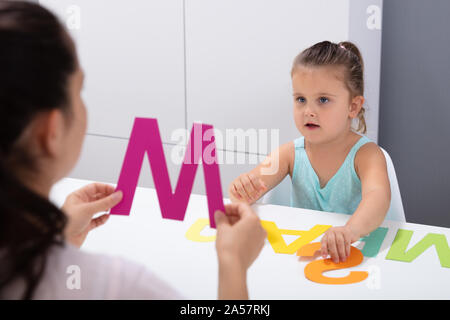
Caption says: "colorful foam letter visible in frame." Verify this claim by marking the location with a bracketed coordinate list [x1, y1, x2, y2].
[297, 242, 369, 285]
[385, 229, 450, 268]
[261, 221, 331, 254]
[110, 118, 225, 228]
[185, 218, 217, 242]
[360, 227, 389, 258]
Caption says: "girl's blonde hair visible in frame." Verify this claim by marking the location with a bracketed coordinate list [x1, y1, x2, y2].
[291, 41, 366, 134]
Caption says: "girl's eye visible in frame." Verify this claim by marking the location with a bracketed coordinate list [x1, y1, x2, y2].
[319, 97, 329, 104]
[296, 97, 306, 103]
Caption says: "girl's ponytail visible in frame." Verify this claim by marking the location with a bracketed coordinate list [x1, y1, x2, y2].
[338, 41, 365, 74]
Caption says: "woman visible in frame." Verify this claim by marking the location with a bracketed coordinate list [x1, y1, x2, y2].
[0, 1, 266, 300]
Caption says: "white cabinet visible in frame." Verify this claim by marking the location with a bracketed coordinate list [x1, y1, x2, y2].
[40, 0, 186, 143]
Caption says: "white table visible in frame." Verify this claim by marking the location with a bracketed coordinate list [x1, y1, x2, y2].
[50, 178, 450, 299]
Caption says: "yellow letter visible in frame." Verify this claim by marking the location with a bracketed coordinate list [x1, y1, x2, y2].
[185, 218, 216, 242]
[260, 221, 331, 254]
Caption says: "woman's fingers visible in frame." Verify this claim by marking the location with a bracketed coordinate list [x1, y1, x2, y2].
[224, 203, 262, 228]
[214, 210, 229, 229]
[89, 183, 116, 199]
[74, 183, 116, 202]
[223, 203, 249, 218]
[89, 213, 110, 231]
[215, 203, 256, 230]
[83, 190, 123, 215]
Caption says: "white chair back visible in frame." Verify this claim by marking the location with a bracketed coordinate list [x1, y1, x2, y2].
[380, 148, 406, 222]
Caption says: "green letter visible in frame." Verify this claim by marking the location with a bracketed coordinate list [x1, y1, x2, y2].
[386, 229, 450, 268]
[360, 227, 389, 258]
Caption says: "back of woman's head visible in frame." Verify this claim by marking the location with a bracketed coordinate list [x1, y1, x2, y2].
[291, 40, 367, 133]
[0, 1, 76, 299]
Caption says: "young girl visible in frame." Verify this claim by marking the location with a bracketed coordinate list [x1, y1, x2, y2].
[0, 1, 266, 299]
[229, 41, 391, 264]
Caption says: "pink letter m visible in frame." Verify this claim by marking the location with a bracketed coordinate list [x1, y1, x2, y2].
[110, 118, 225, 228]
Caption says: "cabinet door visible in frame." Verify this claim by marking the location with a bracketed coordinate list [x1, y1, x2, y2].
[185, 0, 351, 154]
[39, 0, 186, 144]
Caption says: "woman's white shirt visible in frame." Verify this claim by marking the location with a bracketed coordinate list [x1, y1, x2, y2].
[5, 243, 185, 299]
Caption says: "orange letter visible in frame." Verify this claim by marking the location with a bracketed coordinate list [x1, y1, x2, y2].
[297, 242, 368, 285]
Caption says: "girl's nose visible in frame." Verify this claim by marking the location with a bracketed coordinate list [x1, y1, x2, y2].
[304, 104, 316, 117]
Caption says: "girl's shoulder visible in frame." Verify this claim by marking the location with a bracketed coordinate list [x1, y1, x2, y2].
[272, 141, 295, 177]
[280, 140, 295, 161]
[280, 140, 296, 153]
[268, 140, 295, 158]
[354, 138, 387, 177]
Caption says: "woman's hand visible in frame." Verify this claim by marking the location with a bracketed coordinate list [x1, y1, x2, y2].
[214, 203, 267, 299]
[228, 173, 267, 204]
[62, 183, 123, 248]
[320, 225, 360, 263]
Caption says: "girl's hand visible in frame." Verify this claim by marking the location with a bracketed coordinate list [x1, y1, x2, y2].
[320, 225, 360, 263]
[229, 173, 267, 204]
[62, 183, 123, 248]
[215, 203, 267, 271]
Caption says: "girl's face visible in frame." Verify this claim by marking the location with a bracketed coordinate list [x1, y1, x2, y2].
[292, 65, 362, 145]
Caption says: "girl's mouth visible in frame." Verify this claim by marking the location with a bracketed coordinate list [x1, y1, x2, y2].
[305, 123, 320, 130]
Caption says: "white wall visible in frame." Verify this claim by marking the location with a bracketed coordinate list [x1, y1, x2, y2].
[39, 0, 382, 196]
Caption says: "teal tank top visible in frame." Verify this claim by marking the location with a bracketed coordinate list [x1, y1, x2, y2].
[290, 135, 371, 215]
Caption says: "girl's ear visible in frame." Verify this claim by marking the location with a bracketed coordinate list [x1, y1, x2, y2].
[349, 95, 364, 118]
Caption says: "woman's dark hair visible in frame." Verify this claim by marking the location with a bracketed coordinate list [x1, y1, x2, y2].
[291, 40, 367, 133]
[0, 1, 77, 299]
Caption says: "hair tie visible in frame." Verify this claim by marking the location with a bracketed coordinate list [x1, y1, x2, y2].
[339, 44, 346, 50]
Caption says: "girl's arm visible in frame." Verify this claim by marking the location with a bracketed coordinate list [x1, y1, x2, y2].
[320, 143, 391, 263]
[347, 143, 391, 237]
[228, 141, 295, 204]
